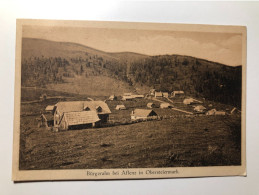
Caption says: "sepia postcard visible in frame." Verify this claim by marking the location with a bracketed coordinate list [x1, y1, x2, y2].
[12, 19, 246, 181]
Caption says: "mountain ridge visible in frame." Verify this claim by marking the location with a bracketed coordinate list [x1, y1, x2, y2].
[22, 38, 241, 67]
[21, 38, 242, 107]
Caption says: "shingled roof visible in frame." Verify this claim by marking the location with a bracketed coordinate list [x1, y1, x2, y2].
[64, 111, 100, 126]
[55, 101, 111, 115]
[83, 101, 111, 114]
[55, 101, 84, 115]
[132, 109, 158, 117]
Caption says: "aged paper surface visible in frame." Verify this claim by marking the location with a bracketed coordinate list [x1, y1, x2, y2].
[12, 19, 246, 181]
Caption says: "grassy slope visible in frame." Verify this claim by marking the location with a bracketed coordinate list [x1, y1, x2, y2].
[20, 114, 241, 170]
[20, 95, 241, 169]
[47, 75, 135, 97]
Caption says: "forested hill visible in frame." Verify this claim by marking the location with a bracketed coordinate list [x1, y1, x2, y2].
[129, 55, 242, 108]
[21, 38, 242, 107]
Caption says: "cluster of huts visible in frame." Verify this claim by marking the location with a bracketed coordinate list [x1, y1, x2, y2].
[152, 90, 184, 98]
[40, 99, 162, 131]
[38, 88, 238, 131]
[108, 93, 145, 101]
[182, 97, 227, 115]
[109, 90, 185, 101]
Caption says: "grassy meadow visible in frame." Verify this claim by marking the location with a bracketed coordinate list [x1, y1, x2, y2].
[19, 88, 241, 170]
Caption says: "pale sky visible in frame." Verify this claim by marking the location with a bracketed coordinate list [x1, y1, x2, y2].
[22, 25, 243, 66]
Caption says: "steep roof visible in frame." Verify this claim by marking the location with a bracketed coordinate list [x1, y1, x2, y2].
[132, 109, 157, 117]
[183, 98, 194, 104]
[132, 94, 144, 98]
[83, 101, 111, 114]
[64, 111, 100, 126]
[160, 102, 171, 108]
[55, 101, 111, 115]
[45, 105, 55, 111]
[194, 105, 206, 110]
[116, 105, 126, 109]
[55, 101, 84, 114]
[173, 91, 184, 94]
[206, 109, 217, 115]
[122, 96, 135, 100]
[109, 95, 115, 100]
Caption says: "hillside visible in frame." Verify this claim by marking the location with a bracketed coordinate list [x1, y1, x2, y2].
[21, 38, 242, 107]
[129, 55, 242, 107]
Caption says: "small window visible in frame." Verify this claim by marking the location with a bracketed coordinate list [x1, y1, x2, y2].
[84, 107, 91, 111]
[96, 106, 102, 112]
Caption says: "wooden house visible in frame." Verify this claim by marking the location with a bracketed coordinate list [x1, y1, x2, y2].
[162, 92, 169, 98]
[155, 91, 163, 98]
[171, 91, 184, 97]
[131, 109, 158, 120]
[160, 102, 172, 109]
[132, 94, 144, 98]
[206, 109, 226, 116]
[147, 102, 155, 108]
[54, 101, 111, 130]
[115, 105, 126, 110]
[45, 105, 55, 113]
[122, 96, 135, 101]
[194, 105, 206, 113]
[183, 98, 194, 105]
[59, 111, 100, 130]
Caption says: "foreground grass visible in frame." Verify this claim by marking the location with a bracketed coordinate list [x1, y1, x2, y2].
[20, 114, 241, 170]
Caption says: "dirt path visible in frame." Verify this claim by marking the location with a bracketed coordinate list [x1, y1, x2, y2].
[21, 96, 74, 104]
[165, 97, 174, 104]
[152, 97, 193, 115]
[171, 107, 193, 115]
[151, 97, 164, 103]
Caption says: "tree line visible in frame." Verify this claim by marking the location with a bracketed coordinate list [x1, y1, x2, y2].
[129, 55, 242, 108]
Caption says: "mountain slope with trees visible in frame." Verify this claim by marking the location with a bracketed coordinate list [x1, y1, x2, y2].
[21, 38, 242, 107]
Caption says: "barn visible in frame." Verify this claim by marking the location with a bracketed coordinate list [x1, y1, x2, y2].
[147, 102, 155, 108]
[45, 105, 55, 113]
[160, 102, 172, 109]
[54, 101, 111, 130]
[194, 105, 206, 112]
[59, 111, 100, 130]
[131, 109, 158, 120]
[171, 91, 184, 97]
[155, 91, 163, 98]
[206, 109, 226, 116]
[132, 94, 144, 98]
[183, 98, 194, 105]
[215, 111, 226, 115]
[206, 109, 217, 115]
[122, 96, 135, 101]
[116, 105, 126, 110]
[162, 92, 169, 98]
